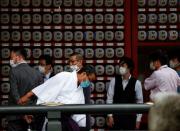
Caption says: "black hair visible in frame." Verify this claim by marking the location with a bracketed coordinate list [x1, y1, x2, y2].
[77, 65, 95, 76]
[11, 48, 27, 59]
[39, 55, 53, 65]
[119, 56, 134, 72]
[149, 50, 168, 65]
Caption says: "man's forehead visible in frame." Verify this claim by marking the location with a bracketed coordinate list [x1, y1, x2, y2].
[119, 61, 126, 66]
[11, 51, 17, 55]
[39, 59, 46, 65]
[70, 55, 77, 60]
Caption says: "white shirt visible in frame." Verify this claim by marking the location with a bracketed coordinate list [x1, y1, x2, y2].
[144, 65, 180, 101]
[106, 75, 143, 122]
[32, 71, 86, 126]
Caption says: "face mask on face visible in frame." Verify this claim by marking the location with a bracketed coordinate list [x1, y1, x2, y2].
[119, 67, 127, 75]
[70, 65, 79, 71]
[10, 60, 18, 67]
[80, 80, 91, 88]
[169, 60, 180, 69]
[38, 65, 45, 74]
[150, 62, 155, 70]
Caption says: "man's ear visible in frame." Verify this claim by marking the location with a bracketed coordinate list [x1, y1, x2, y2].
[79, 60, 83, 64]
[47, 64, 51, 69]
[82, 72, 87, 76]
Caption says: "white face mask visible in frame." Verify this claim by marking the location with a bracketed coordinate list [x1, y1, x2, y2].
[119, 67, 127, 75]
[169, 60, 180, 69]
[38, 65, 45, 74]
[70, 65, 79, 71]
[150, 62, 155, 70]
[10, 60, 18, 67]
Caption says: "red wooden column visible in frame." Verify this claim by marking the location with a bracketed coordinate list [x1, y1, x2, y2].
[124, 0, 132, 58]
[131, 0, 138, 77]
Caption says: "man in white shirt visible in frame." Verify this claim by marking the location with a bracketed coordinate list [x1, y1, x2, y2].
[106, 57, 143, 130]
[18, 65, 96, 128]
[144, 50, 180, 101]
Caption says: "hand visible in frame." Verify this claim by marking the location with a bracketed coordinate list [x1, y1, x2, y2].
[106, 116, 114, 128]
[18, 95, 30, 105]
[24, 115, 33, 124]
[136, 121, 141, 129]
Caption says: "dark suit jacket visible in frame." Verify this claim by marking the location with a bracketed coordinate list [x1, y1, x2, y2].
[8, 63, 43, 120]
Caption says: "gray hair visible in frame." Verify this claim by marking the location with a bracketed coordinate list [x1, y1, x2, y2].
[149, 93, 180, 131]
[70, 52, 83, 60]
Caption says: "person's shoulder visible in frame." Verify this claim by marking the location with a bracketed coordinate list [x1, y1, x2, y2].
[135, 79, 142, 86]
[18, 63, 28, 67]
[27, 65, 42, 76]
[9, 67, 16, 74]
[152, 70, 162, 78]
[114, 75, 121, 79]
[110, 77, 116, 83]
[130, 75, 137, 80]
[166, 67, 179, 75]
[10, 63, 27, 72]
[56, 71, 72, 76]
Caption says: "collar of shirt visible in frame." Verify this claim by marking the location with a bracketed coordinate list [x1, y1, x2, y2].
[44, 72, 51, 81]
[16, 60, 27, 66]
[159, 65, 168, 70]
[121, 75, 132, 90]
[121, 75, 131, 81]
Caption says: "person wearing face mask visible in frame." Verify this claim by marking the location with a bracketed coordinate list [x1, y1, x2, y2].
[36, 55, 54, 131]
[168, 50, 180, 93]
[68, 52, 83, 72]
[144, 50, 180, 101]
[67, 53, 93, 131]
[38, 55, 54, 82]
[106, 56, 143, 130]
[18, 65, 96, 131]
[8, 48, 44, 131]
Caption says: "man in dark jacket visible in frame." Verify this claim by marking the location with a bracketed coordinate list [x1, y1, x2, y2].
[38, 54, 54, 81]
[8, 48, 43, 131]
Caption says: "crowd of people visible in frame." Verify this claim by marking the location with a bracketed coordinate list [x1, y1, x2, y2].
[7, 48, 180, 131]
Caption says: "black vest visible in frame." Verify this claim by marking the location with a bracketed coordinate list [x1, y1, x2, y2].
[113, 75, 136, 104]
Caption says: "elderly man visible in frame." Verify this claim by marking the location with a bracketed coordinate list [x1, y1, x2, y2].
[68, 52, 83, 71]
